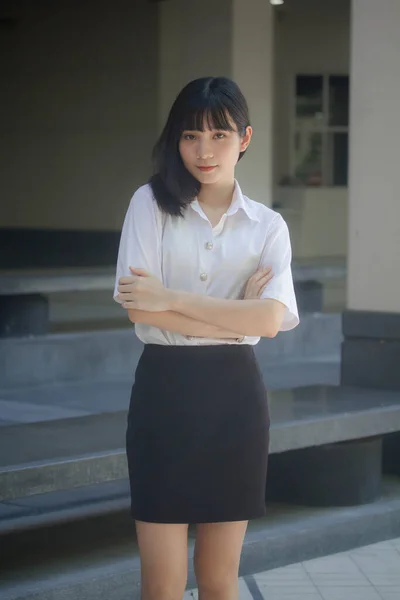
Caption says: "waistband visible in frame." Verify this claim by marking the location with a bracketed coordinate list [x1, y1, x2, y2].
[142, 343, 254, 359]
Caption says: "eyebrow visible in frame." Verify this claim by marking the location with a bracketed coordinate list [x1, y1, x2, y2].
[182, 128, 231, 133]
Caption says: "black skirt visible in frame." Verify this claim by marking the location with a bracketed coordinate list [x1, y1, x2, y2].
[126, 343, 270, 524]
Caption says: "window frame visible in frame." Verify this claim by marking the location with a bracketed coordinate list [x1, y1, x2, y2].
[289, 72, 349, 187]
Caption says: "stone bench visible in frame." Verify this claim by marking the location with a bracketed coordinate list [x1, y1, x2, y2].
[0, 260, 346, 337]
[0, 268, 116, 337]
[1, 385, 399, 512]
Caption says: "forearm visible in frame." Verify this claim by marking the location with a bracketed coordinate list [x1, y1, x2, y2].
[169, 291, 282, 338]
[127, 309, 242, 339]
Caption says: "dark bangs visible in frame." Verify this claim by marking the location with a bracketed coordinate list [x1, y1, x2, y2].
[181, 100, 241, 136]
[149, 77, 250, 217]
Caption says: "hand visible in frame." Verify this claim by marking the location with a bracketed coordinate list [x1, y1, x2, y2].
[117, 268, 172, 312]
[243, 266, 273, 300]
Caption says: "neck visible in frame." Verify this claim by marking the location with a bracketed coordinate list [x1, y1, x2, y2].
[197, 179, 236, 209]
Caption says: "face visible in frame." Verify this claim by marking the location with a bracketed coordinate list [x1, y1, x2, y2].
[179, 116, 252, 186]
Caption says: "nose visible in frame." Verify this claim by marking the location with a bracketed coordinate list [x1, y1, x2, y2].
[197, 138, 214, 160]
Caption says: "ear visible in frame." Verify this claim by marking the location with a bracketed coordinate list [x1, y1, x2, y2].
[240, 125, 253, 152]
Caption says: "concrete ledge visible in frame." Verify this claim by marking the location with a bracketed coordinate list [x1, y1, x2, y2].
[0, 313, 342, 388]
[1, 386, 399, 502]
[0, 262, 346, 296]
[383, 432, 400, 476]
[267, 437, 383, 506]
[0, 450, 128, 502]
[0, 479, 130, 535]
[0, 268, 116, 296]
[269, 388, 400, 453]
[2, 478, 400, 600]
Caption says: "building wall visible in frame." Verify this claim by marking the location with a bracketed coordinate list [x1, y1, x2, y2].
[274, 0, 350, 184]
[273, 0, 350, 259]
[232, 0, 274, 205]
[0, 0, 158, 231]
[347, 0, 400, 313]
[0, 0, 351, 264]
[277, 187, 348, 259]
[159, 0, 274, 206]
[159, 0, 232, 129]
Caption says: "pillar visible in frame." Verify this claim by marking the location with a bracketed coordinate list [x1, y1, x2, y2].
[158, 0, 274, 205]
[341, 0, 400, 390]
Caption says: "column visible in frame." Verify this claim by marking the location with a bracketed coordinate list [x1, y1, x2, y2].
[231, 0, 274, 205]
[158, 0, 274, 206]
[158, 0, 232, 129]
[342, 0, 400, 389]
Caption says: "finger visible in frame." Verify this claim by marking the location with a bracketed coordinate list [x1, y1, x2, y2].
[257, 273, 273, 294]
[261, 270, 274, 282]
[249, 271, 263, 284]
[129, 267, 150, 276]
[253, 266, 272, 280]
[117, 284, 137, 294]
[122, 301, 136, 309]
[119, 276, 140, 285]
[258, 283, 269, 297]
[118, 290, 135, 299]
[251, 271, 270, 285]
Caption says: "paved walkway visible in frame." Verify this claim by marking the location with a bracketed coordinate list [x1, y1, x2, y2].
[184, 538, 400, 600]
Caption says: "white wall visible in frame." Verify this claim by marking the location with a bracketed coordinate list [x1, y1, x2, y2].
[0, 0, 158, 231]
[347, 0, 400, 312]
[274, 0, 350, 183]
[232, 0, 274, 205]
[159, 0, 232, 129]
[272, 0, 350, 260]
[277, 188, 348, 259]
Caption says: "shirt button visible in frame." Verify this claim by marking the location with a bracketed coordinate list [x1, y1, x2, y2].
[205, 242, 213, 250]
[200, 273, 208, 282]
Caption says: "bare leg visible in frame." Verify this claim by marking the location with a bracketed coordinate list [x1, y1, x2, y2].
[136, 520, 189, 600]
[194, 521, 248, 600]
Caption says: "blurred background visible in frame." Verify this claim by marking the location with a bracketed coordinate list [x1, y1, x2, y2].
[1, 2, 400, 599]
[0, 0, 352, 333]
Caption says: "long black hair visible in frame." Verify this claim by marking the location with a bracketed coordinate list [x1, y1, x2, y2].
[149, 77, 250, 216]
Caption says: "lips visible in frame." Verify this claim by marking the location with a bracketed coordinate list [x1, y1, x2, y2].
[197, 166, 217, 172]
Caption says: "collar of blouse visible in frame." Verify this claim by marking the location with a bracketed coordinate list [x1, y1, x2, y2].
[190, 179, 261, 223]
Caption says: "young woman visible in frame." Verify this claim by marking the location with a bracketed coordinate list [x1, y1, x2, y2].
[114, 76, 299, 600]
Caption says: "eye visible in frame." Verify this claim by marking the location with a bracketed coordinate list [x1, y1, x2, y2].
[182, 133, 196, 141]
[215, 132, 226, 139]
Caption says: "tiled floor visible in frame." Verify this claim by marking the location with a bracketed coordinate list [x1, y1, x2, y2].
[184, 537, 400, 600]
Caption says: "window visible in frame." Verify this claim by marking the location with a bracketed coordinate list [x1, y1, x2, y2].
[292, 74, 349, 186]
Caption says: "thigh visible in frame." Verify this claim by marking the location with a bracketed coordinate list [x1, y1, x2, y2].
[136, 521, 189, 598]
[194, 521, 248, 582]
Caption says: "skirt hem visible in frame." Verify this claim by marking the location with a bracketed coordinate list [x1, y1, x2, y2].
[131, 507, 267, 525]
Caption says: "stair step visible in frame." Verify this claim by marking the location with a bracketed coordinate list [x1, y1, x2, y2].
[0, 411, 128, 501]
[0, 479, 130, 535]
[4, 380, 400, 506]
[1, 477, 400, 600]
[0, 313, 342, 389]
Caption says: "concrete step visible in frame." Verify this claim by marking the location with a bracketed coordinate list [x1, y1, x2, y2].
[0, 354, 341, 503]
[1, 477, 400, 600]
[0, 313, 342, 389]
[0, 353, 340, 428]
[3, 383, 400, 503]
[0, 479, 130, 535]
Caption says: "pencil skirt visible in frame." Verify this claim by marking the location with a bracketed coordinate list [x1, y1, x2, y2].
[126, 343, 270, 524]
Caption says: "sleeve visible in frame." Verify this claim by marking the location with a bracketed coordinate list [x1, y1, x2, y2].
[113, 186, 163, 304]
[259, 214, 299, 331]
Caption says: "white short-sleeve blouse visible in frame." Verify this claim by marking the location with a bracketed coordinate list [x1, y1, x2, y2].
[114, 180, 299, 345]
